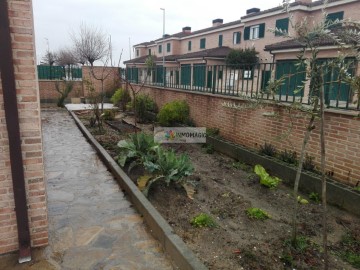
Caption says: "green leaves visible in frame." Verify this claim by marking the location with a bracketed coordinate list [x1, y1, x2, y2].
[254, 164, 281, 188]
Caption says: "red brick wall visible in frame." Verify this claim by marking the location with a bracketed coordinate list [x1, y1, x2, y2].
[136, 85, 360, 186]
[0, 0, 48, 254]
[38, 66, 120, 102]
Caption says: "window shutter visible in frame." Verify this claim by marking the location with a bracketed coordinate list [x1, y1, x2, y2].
[275, 18, 289, 36]
[219, 35, 223, 47]
[259, 23, 265, 38]
[167, 43, 171, 52]
[326, 11, 344, 27]
[188, 41, 192, 51]
[244, 27, 250, 40]
[236, 32, 241, 43]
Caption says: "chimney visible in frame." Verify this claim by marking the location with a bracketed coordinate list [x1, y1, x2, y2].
[182, 26, 191, 33]
[246, 8, 260, 15]
[295, 0, 312, 4]
[212, 18, 223, 27]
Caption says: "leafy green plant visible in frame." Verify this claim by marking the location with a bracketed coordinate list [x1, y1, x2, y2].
[297, 196, 309, 205]
[353, 186, 360, 192]
[254, 164, 281, 188]
[259, 142, 277, 157]
[116, 133, 159, 167]
[309, 192, 321, 203]
[190, 213, 217, 228]
[246, 207, 270, 220]
[302, 153, 316, 172]
[157, 100, 190, 126]
[279, 149, 298, 165]
[101, 109, 115, 121]
[110, 88, 131, 111]
[140, 147, 194, 197]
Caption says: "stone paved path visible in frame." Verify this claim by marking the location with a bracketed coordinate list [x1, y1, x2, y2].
[0, 109, 174, 270]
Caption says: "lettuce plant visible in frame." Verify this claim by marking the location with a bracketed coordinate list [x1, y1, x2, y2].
[254, 164, 281, 188]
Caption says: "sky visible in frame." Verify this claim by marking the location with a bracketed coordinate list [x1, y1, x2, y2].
[32, 0, 285, 66]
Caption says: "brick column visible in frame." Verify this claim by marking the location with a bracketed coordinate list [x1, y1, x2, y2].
[0, 0, 48, 255]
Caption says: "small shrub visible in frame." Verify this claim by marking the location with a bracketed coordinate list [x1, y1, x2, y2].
[134, 94, 156, 123]
[157, 100, 189, 126]
[190, 213, 217, 228]
[254, 164, 281, 188]
[303, 153, 316, 172]
[285, 236, 310, 253]
[110, 88, 131, 111]
[206, 127, 220, 137]
[279, 149, 298, 165]
[101, 109, 115, 121]
[202, 144, 214, 154]
[246, 207, 270, 220]
[309, 192, 321, 203]
[259, 142, 277, 157]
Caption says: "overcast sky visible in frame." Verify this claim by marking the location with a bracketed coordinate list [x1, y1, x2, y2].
[32, 0, 284, 66]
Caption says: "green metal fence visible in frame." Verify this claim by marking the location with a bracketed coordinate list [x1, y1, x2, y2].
[37, 65, 82, 80]
[125, 61, 359, 111]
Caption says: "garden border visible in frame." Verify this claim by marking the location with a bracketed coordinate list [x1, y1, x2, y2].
[207, 136, 360, 216]
[68, 110, 207, 270]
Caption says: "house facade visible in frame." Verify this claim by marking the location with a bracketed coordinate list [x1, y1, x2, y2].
[124, 0, 359, 109]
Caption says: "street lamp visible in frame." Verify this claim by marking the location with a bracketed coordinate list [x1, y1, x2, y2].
[160, 8, 165, 87]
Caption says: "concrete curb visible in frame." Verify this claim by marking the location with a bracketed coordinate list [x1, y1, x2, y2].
[69, 110, 207, 270]
[207, 136, 360, 217]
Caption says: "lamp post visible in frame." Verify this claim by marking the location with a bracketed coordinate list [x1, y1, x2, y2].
[160, 8, 165, 87]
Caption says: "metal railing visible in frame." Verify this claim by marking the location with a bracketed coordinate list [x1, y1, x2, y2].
[125, 61, 360, 111]
[37, 65, 82, 80]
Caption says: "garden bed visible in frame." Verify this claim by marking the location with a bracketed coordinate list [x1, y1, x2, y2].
[75, 110, 360, 270]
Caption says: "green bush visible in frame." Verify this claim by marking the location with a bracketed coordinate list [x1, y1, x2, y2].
[134, 94, 156, 123]
[157, 100, 190, 126]
[102, 109, 115, 121]
[259, 142, 277, 157]
[110, 88, 131, 111]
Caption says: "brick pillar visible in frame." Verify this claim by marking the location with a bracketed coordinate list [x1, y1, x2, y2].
[0, 0, 48, 255]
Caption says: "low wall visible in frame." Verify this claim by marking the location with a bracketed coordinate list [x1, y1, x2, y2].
[134, 85, 360, 187]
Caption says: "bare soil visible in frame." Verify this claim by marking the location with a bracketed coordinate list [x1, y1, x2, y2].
[78, 111, 360, 270]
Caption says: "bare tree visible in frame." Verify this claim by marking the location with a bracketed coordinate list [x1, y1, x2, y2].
[71, 23, 108, 66]
[56, 47, 78, 80]
[41, 49, 57, 66]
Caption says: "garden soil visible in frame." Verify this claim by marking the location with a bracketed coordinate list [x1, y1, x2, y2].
[79, 112, 360, 270]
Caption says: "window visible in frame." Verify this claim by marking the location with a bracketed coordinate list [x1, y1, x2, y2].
[200, 38, 206, 49]
[233, 32, 241, 44]
[136, 49, 139, 57]
[244, 23, 265, 40]
[326, 11, 344, 28]
[218, 70, 223, 80]
[148, 49, 151, 55]
[158, 45, 162, 53]
[167, 43, 171, 52]
[218, 34, 223, 47]
[275, 18, 289, 36]
[188, 41, 192, 51]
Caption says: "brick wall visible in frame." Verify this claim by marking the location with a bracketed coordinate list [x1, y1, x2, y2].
[136, 85, 360, 186]
[38, 66, 120, 102]
[0, 0, 48, 254]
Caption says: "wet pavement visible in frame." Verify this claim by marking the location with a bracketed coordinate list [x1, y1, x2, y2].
[0, 109, 173, 270]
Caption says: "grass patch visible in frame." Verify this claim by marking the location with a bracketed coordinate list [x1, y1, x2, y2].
[190, 213, 217, 228]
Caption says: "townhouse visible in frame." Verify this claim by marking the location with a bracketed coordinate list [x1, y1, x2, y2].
[124, 0, 360, 107]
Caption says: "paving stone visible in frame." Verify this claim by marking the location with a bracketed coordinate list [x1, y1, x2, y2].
[75, 226, 104, 246]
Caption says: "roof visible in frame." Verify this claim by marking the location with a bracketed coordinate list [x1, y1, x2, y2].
[264, 26, 359, 51]
[133, 20, 242, 47]
[124, 47, 232, 64]
[241, 0, 345, 20]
